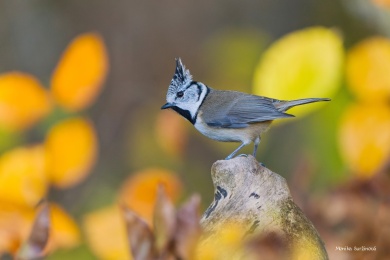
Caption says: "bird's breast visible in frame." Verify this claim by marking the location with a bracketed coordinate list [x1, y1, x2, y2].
[194, 115, 271, 143]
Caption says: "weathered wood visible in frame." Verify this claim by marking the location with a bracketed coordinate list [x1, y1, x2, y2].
[200, 155, 328, 260]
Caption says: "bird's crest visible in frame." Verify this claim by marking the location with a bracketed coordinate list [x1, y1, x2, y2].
[168, 58, 193, 95]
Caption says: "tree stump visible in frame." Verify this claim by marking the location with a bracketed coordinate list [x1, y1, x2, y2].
[200, 155, 328, 260]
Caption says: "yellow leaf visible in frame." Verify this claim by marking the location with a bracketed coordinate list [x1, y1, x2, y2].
[119, 168, 182, 225]
[253, 27, 343, 117]
[155, 111, 188, 158]
[0, 72, 51, 130]
[45, 117, 98, 188]
[0, 146, 47, 207]
[51, 33, 109, 111]
[339, 103, 390, 178]
[45, 204, 80, 251]
[83, 206, 131, 260]
[346, 37, 390, 102]
[195, 222, 246, 260]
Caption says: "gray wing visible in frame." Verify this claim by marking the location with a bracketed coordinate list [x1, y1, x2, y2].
[204, 93, 294, 129]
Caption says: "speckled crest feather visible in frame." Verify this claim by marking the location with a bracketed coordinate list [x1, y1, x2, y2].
[167, 58, 193, 97]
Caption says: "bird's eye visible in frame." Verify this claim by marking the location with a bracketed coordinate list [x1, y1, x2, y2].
[177, 91, 184, 98]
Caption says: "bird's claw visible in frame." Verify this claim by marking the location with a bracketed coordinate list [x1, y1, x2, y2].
[225, 154, 248, 160]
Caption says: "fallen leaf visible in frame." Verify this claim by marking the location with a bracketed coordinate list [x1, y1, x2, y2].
[123, 206, 155, 260]
[153, 185, 176, 254]
[16, 202, 50, 260]
[174, 194, 201, 259]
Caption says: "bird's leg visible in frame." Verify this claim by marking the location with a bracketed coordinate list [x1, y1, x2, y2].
[253, 137, 266, 166]
[225, 142, 247, 160]
[253, 137, 260, 157]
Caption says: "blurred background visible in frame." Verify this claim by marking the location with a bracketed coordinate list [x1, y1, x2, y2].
[1, 0, 390, 259]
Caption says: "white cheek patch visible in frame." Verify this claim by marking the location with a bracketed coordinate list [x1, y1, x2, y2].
[181, 84, 208, 119]
[180, 102, 203, 118]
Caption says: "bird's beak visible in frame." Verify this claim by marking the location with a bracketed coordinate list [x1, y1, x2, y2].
[161, 103, 174, 110]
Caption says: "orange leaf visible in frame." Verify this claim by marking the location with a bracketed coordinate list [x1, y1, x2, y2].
[372, 0, 390, 8]
[339, 103, 390, 178]
[51, 33, 109, 111]
[346, 37, 390, 102]
[119, 168, 182, 225]
[83, 206, 131, 260]
[155, 111, 188, 158]
[0, 206, 34, 255]
[0, 72, 51, 130]
[45, 117, 98, 188]
[0, 146, 47, 207]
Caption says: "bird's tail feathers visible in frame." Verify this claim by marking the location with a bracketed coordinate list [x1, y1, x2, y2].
[276, 98, 330, 112]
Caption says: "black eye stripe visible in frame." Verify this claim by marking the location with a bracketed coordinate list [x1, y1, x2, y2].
[176, 81, 199, 99]
[196, 83, 202, 101]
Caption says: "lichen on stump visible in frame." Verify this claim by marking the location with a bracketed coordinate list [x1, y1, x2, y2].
[199, 155, 328, 260]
